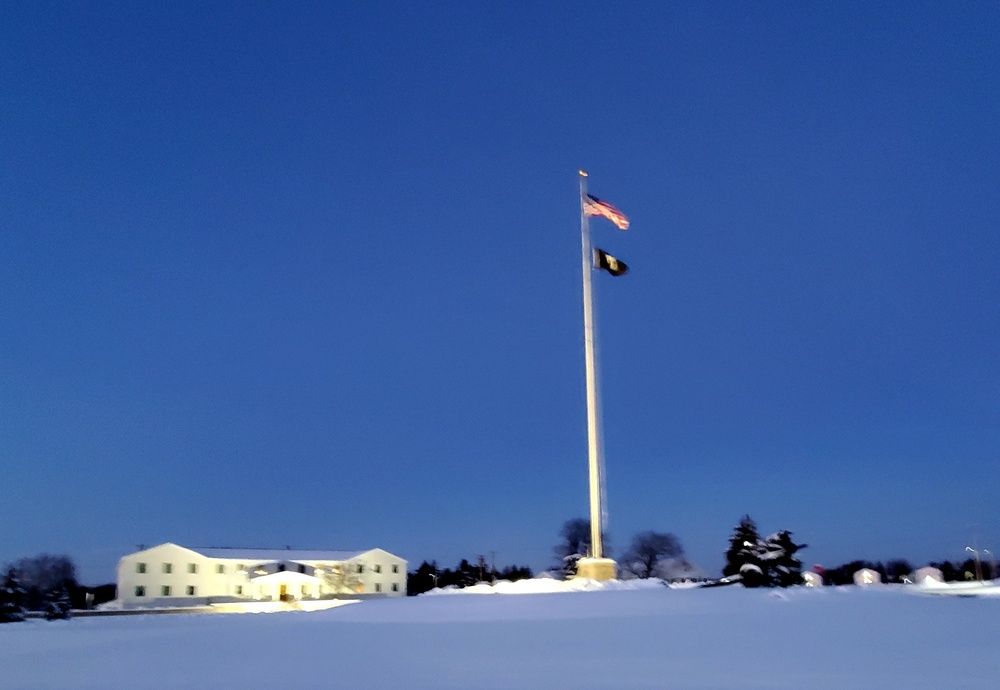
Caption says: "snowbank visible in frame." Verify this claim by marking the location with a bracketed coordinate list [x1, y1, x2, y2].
[915, 578, 1000, 596]
[421, 577, 668, 595]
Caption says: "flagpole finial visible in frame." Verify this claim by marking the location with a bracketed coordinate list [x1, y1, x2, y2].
[579, 169, 588, 177]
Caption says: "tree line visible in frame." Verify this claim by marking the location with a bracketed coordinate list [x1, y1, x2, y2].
[722, 514, 996, 587]
[408, 516, 989, 595]
[817, 557, 996, 584]
[407, 518, 690, 594]
[1, 554, 116, 623]
[407, 557, 534, 595]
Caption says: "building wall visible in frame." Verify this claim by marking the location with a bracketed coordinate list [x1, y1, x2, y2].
[118, 544, 248, 606]
[117, 544, 407, 606]
[854, 568, 882, 585]
[351, 548, 408, 596]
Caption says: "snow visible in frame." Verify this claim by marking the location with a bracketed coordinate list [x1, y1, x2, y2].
[424, 576, 667, 595]
[1, 582, 998, 689]
[916, 577, 1000, 596]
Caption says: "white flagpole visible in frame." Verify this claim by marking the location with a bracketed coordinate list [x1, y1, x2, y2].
[579, 170, 605, 560]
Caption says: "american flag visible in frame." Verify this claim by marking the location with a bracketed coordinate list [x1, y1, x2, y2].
[583, 194, 630, 230]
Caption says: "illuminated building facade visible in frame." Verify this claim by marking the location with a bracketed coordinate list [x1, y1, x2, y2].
[117, 543, 406, 607]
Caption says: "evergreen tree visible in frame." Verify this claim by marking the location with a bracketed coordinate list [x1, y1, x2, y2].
[0, 566, 26, 623]
[823, 560, 872, 586]
[932, 560, 961, 582]
[884, 559, 913, 584]
[407, 561, 441, 596]
[434, 559, 480, 588]
[43, 584, 72, 620]
[496, 565, 533, 582]
[759, 531, 806, 587]
[739, 561, 768, 588]
[454, 559, 479, 587]
[723, 518, 807, 587]
[722, 515, 761, 579]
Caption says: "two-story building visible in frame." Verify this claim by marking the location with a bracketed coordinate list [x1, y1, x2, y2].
[117, 543, 406, 607]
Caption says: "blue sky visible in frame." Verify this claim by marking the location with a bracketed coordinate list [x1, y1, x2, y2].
[2, 2, 998, 584]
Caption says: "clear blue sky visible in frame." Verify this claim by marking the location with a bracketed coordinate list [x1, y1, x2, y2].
[2, 2, 998, 584]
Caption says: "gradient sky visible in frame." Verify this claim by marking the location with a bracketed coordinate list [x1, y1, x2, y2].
[2, 2, 999, 584]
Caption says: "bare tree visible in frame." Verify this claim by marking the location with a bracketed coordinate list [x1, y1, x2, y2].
[320, 561, 362, 596]
[14, 555, 77, 611]
[554, 518, 611, 577]
[622, 531, 683, 579]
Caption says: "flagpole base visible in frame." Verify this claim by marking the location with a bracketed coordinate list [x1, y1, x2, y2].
[575, 558, 617, 582]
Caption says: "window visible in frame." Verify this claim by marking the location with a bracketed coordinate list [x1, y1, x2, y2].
[356, 564, 364, 574]
[237, 563, 244, 572]
[301, 585, 308, 596]
[375, 583, 382, 593]
[186, 586, 196, 596]
[162, 563, 173, 574]
[235, 585, 244, 595]
[298, 564, 306, 574]
[187, 563, 197, 574]
[216, 564, 225, 574]
[136, 562, 146, 574]
[135, 586, 146, 597]
[373, 564, 382, 574]
[392, 565, 399, 574]
[162, 585, 171, 596]
[391, 583, 399, 592]
[278, 563, 286, 572]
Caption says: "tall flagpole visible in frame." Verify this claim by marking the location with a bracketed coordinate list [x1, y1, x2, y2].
[578, 169, 605, 561]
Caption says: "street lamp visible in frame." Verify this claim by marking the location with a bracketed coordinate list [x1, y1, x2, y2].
[966, 546, 983, 581]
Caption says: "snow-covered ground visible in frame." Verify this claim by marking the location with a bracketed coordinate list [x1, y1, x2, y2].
[2, 581, 998, 689]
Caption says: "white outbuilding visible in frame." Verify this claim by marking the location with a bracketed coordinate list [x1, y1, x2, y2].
[802, 571, 823, 587]
[912, 566, 944, 585]
[117, 543, 406, 608]
[853, 568, 882, 585]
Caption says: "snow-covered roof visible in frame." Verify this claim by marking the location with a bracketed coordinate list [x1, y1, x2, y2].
[248, 570, 323, 583]
[191, 547, 371, 562]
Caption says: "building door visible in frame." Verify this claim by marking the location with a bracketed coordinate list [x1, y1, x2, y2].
[279, 584, 288, 602]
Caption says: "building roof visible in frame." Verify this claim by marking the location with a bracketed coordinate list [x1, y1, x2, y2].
[191, 547, 371, 562]
[248, 570, 322, 583]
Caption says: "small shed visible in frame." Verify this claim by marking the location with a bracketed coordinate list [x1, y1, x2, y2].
[802, 571, 823, 587]
[912, 566, 944, 584]
[854, 568, 882, 585]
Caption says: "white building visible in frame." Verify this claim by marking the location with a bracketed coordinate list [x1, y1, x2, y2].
[802, 571, 823, 587]
[853, 568, 882, 585]
[117, 543, 406, 607]
[912, 566, 944, 584]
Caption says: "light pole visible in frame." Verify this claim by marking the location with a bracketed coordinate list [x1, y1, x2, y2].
[983, 549, 995, 581]
[966, 546, 983, 581]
